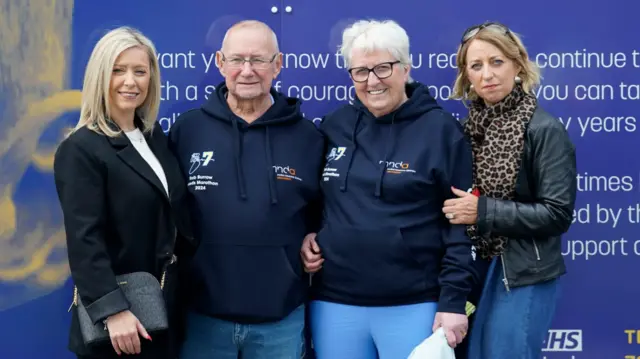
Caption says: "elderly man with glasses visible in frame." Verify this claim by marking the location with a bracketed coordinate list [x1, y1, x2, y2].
[169, 20, 324, 359]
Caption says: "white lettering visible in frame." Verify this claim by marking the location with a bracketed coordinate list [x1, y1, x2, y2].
[201, 52, 216, 73]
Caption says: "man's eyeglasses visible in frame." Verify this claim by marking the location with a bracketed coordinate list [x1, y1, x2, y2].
[460, 21, 512, 45]
[221, 52, 277, 70]
[348, 61, 401, 83]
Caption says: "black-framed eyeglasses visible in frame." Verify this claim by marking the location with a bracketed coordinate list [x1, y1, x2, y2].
[348, 61, 401, 83]
[220, 52, 277, 69]
[460, 21, 512, 44]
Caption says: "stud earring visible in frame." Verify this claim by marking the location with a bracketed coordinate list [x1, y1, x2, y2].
[515, 75, 522, 84]
[469, 84, 474, 90]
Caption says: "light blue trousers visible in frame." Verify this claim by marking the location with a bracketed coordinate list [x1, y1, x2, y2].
[309, 301, 437, 359]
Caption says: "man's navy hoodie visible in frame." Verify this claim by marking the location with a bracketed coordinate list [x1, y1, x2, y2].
[168, 82, 324, 323]
[312, 81, 478, 314]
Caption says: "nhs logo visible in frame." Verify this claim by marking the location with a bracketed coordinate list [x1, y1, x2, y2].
[542, 330, 583, 352]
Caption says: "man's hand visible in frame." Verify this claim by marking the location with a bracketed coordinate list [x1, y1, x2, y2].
[300, 233, 323, 273]
[432, 312, 468, 348]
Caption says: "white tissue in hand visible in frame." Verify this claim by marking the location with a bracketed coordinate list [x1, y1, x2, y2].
[407, 327, 456, 359]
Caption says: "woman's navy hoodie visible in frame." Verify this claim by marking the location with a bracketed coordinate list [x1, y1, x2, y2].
[168, 82, 324, 323]
[312, 81, 477, 314]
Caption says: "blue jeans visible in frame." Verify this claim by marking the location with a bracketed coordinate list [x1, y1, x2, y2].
[180, 305, 305, 359]
[309, 300, 437, 359]
[467, 258, 561, 359]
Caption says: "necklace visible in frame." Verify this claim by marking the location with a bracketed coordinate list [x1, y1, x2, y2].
[126, 129, 145, 143]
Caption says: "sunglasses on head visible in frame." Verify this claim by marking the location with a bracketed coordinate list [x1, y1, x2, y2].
[460, 21, 513, 44]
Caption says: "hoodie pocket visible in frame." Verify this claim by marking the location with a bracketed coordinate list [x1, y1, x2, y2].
[245, 245, 306, 318]
[193, 243, 306, 322]
[281, 245, 303, 282]
[317, 224, 426, 299]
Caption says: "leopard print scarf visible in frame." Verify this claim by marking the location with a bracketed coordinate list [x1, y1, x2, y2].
[464, 85, 537, 259]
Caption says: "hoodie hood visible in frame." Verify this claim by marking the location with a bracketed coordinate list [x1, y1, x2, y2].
[203, 82, 303, 127]
[342, 81, 444, 197]
[201, 82, 304, 204]
[352, 81, 442, 123]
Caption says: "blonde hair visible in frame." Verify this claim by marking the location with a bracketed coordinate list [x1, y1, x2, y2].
[450, 24, 540, 102]
[73, 26, 161, 137]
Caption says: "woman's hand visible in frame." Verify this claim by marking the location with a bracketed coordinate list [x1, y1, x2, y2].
[106, 310, 151, 355]
[300, 233, 324, 273]
[442, 186, 479, 225]
[432, 312, 469, 348]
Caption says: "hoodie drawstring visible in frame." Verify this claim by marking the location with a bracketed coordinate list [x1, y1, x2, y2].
[231, 116, 278, 204]
[340, 111, 363, 192]
[374, 114, 397, 197]
[265, 126, 278, 204]
[231, 117, 248, 200]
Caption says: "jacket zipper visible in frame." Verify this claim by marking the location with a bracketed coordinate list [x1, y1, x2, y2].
[500, 254, 510, 292]
[532, 240, 541, 260]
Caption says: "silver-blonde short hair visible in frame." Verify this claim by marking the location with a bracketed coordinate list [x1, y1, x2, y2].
[339, 19, 412, 77]
[73, 26, 161, 137]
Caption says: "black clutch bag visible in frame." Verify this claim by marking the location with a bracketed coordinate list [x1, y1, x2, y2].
[70, 256, 176, 345]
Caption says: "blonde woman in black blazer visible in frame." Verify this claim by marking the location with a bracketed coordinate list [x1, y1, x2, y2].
[53, 26, 197, 359]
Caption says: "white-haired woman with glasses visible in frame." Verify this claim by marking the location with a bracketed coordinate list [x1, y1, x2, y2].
[54, 26, 196, 359]
[443, 21, 577, 358]
[300, 19, 480, 358]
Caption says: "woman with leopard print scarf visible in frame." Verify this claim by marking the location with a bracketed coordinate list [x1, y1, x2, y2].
[443, 22, 577, 359]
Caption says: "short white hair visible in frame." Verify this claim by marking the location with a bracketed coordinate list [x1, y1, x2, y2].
[222, 20, 279, 53]
[339, 19, 411, 69]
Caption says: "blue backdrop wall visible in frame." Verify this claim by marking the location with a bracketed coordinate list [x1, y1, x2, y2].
[0, 0, 638, 358]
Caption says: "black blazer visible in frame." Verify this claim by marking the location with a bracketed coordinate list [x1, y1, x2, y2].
[53, 121, 197, 358]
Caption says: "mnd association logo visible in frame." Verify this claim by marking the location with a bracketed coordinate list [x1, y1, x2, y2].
[379, 160, 416, 174]
[273, 165, 302, 182]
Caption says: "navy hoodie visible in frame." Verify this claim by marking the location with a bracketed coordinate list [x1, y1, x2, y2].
[312, 81, 477, 314]
[168, 82, 324, 323]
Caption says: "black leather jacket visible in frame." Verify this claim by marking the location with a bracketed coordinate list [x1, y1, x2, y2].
[475, 106, 577, 290]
